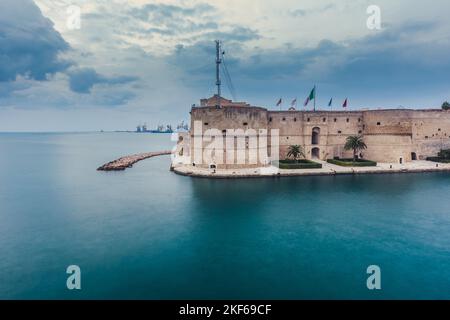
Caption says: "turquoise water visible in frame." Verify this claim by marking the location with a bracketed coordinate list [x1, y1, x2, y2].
[0, 132, 449, 299]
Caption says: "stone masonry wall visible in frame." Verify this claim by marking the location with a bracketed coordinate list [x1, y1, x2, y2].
[187, 104, 450, 168]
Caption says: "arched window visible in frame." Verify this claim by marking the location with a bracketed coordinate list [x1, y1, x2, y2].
[312, 127, 320, 145]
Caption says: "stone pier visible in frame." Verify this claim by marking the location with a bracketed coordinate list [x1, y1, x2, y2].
[97, 151, 172, 171]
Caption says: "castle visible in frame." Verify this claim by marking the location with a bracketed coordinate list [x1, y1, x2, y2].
[176, 95, 450, 169]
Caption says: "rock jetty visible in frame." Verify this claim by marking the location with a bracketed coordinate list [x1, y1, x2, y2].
[97, 151, 171, 171]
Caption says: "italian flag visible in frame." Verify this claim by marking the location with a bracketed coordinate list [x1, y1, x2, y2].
[304, 87, 315, 106]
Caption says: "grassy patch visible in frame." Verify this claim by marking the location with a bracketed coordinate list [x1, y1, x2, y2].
[327, 158, 377, 167]
[275, 159, 323, 169]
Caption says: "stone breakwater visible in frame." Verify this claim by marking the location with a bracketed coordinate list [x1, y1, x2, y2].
[97, 151, 172, 171]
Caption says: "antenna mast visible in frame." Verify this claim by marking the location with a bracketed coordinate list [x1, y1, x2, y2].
[215, 40, 222, 108]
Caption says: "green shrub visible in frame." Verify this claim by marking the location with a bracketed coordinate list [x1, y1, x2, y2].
[327, 158, 377, 167]
[426, 157, 450, 163]
[437, 149, 450, 159]
[427, 149, 450, 163]
[275, 159, 322, 169]
[442, 101, 450, 110]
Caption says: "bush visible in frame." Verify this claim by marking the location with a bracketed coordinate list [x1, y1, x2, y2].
[327, 158, 377, 167]
[442, 101, 450, 110]
[438, 149, 450, 160]
[275, 159, 322, 169]
[427, 149, 450, 163]
[426, 156, 450, 163]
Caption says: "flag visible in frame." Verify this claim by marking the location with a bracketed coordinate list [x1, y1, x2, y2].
[276, 98, 282, 107]
[328, 98, 333, 107]
[304, 87, 315, 106]
[304, 96, 310, 107]
[291, 98, 297, 107]
[343, 98, 348, 108]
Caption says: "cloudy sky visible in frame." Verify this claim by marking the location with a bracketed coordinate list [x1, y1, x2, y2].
[1, 0, 450, 131]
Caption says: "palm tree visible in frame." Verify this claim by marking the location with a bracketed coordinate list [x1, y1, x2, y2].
[344, 135, 367, 162]
[286, 145, 305, 162]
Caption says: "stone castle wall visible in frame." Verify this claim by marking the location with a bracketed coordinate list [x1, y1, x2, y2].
[410, 111, 450, 159]
[190, 106, 269, 169]
[188, 103, 450, 168]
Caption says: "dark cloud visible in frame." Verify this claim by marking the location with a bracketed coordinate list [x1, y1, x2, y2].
[68, 68, 138, 94]
[170, 25, 260, 66]
[169, 38, 335, 83]
[2, 0, 449, 114]
[322, 21, 448, 88]
[0, 0, 71, 82]
[166, 20, 450, 107]
[0, 0, 138, 107]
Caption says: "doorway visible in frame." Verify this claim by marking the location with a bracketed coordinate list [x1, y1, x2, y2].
[312, 147, 320, 159]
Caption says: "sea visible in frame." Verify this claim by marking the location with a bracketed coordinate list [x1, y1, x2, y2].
[0, 132, 449, 299]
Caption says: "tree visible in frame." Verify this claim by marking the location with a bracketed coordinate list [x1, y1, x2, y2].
[344, 135, 367, 162]
[442, 101, 450, 110]
[286, 145, 305, 161]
